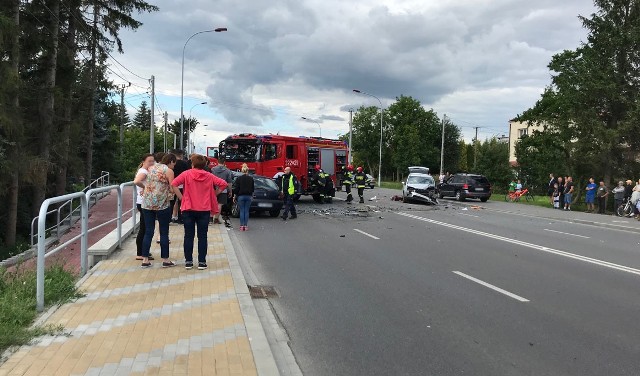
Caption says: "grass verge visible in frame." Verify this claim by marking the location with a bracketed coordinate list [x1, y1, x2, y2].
[0, 264, 82, 354]
[491, 193, 589, 212]
[380, 181, 403, 190]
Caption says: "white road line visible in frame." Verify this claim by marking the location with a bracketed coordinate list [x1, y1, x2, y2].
[612, 220, 630, 223]
[459, 213, 480, 218]
[453, 271, 530, 302]
[544, 229, 590, 239]
[353, 229, 380, 240]
[397, 212, 640, 277]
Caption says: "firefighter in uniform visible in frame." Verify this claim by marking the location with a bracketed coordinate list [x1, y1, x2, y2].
[354, 166, 367, 203]
[311, 164, 327, 203]
[280, 167, 298, 220]
[342, 165, 354, 203]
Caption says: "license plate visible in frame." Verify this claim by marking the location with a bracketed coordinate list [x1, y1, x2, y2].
[257, 202, 272, 208]
[476, 188, 484, 191]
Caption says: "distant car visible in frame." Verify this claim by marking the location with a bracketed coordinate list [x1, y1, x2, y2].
[365, 174, 376, 189]
[438, 173, 492, 202]
[231, 173, 283, 218]
[402, 167, 438, 204]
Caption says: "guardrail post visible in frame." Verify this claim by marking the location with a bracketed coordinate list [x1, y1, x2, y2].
[80, 194, 88, 276]
[117, 185, 123, 248]
[36, 199, 50, 312]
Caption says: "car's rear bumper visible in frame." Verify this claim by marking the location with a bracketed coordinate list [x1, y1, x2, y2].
[250, 199, 283, 211]
[462, 190, 491, 198]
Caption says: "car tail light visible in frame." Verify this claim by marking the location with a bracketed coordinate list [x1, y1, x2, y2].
[462, 184, 469, 190]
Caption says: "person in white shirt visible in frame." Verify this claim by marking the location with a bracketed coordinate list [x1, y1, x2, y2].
[133, 154, 155, 260]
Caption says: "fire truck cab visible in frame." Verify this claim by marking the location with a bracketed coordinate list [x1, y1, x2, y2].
[206, 146, 219, 169]
[219, 134, 349, 201]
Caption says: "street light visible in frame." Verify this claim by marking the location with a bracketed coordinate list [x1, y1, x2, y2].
[187, 102, 207, 154]
[180, 27, 227, 150]
[353, 89, 383, 187]
[301, 117, 322, 137]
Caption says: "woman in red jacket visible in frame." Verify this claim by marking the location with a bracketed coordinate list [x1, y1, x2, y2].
[172, 154, 228, 270]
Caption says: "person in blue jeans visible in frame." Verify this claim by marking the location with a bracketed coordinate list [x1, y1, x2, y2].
[585, 177, 597, 212]
[233, 164, 255, 231]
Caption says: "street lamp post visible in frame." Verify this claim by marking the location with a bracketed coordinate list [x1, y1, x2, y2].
[180, 27, 227, 150]
[301, 117, 322, 137]
[187, 102, 207, 155]
[353, 89, 383, 187]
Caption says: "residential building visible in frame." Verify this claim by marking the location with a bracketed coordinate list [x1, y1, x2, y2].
[508, 120, 544, 166]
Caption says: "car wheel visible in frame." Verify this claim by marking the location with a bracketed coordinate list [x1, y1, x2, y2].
[312, 194, 322, 203]
[480, 197, 489, 202]
[269, 209, 280, 217]
[455, 190, 465, 202]
[231, 202, 240, 218]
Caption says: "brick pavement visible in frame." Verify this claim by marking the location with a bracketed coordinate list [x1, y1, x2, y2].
[0, 223, 275, 376]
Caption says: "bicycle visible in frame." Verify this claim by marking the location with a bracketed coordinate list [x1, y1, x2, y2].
[505, 188, 534, 202]
[616, 197, 634, 217]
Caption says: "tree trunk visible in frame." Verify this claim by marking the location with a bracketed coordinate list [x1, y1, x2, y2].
[85, 2, 99, 183]
[31, 0, 61, 216]
[55, 2, 78, 197]
[5, 0, 21, 246]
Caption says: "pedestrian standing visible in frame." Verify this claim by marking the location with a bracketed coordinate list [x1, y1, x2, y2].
[552, 183, 560, 209]
[548, 173, 557, 205]
[343, 165, 354, 203]
[172, 154, 228, 270]
[233, 164, 254, 231]
[585, 177, 597, 212]
[613, 181, 625, 215]
[133, 153, 155, 261]
[596, 180, 609, 214]
[211, 156, 234, 226]
[280, 166, 299, 220]
[354, 167, 367, 203]
[563, 176, 574, 211]
[136, 152, 177, 268]
[171, 149, 190, 223]
[557, 177, 565, 209]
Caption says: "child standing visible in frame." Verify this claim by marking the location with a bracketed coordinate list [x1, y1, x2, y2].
[553, 184, 560, 209]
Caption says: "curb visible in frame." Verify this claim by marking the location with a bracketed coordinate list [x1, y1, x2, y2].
[221, 230, 280, 376]
[446, 199, 640, 234]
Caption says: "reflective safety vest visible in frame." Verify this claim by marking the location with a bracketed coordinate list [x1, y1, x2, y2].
[282, 174, 295, 195]
[354, 172, 366, 188]
[343, 171, 354, 185]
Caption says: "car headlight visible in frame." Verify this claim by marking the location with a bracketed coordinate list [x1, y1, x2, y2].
[407, 186, 415, 192]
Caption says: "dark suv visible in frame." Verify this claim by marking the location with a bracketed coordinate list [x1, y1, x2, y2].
[438, 173, 492, 202]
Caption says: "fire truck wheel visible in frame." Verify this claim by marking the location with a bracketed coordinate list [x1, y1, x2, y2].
[312, 194, 323, 203]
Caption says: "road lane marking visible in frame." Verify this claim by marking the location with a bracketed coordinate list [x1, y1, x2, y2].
[453, 271, 529, 302]
[459, 213, 480, 218]
[353, 229, 380, 240]
[544, 229, 590, 239]
[397, 212, 640, 277]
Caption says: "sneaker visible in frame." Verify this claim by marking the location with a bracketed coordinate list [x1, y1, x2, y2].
[244, 226, 249, 231]
[185, 261, 193, 270]
[198, 262, 208, 270]
[224, 221, 232, 228]
[281, 216, 287, 221]
[140, 262, 152, 268]
[162, 261, 176, 268]
[290, 215, 297, 219]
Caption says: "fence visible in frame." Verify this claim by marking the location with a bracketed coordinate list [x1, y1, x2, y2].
[35, 182, 136, 312]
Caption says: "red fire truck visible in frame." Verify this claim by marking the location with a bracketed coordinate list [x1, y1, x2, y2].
[219, 134, 349, 201]
[206, 146, 219, 169]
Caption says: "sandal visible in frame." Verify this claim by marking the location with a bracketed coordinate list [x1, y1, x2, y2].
[140, 262, 152, 268]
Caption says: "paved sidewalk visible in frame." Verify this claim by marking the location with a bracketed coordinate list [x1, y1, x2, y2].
[0, 223, 278, 376]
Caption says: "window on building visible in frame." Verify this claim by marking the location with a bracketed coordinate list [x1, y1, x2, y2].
[518, 128, 528, 138]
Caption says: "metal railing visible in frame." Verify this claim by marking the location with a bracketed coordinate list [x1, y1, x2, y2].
[30, 171, 112, 247]
[36, 181, 137, 312]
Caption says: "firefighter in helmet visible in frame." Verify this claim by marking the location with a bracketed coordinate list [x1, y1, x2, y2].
[342, 165, 354, 203]
[354, 166, 367, 203]
[311, 164, 327, 203]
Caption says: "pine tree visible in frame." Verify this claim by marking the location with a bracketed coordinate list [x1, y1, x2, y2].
[132, 101, 151, 130]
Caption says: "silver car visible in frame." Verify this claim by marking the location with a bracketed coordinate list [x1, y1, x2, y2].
[402, 171, 438, 204]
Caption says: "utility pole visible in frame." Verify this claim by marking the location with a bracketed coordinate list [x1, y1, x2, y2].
[348, 109, 353, 165]
[149, 75, 155, 153]
[473, 126, 480, 171]
[163, 111, 168, 152]
[119, 83, 130, 157]
[440, 114, 446, 175]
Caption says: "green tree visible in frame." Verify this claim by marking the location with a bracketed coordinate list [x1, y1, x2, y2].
[169, 117, 198, 150]
[475, 138, 511, 190]
[458, 140, 468, 172]
[514, 130, 568, 194]
[350, 106, 383, 175]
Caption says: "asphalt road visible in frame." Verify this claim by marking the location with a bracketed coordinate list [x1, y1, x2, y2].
[230, 187, 640, 376]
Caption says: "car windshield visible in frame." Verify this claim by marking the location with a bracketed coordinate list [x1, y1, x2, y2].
[407, 175, 434, 185]
[254, 176, 279, 191]
[206, 147, 218, 158]
[220, 141, 260, 162]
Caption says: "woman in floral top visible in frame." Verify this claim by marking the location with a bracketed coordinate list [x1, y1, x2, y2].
[135, 152, 177, 268]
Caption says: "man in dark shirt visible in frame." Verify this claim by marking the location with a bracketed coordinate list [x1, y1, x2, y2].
[563, 176, 574, 211]
[281, 167, 298, 220]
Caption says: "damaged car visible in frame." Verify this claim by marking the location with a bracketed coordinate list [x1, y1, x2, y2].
[402, 167, 438, 205]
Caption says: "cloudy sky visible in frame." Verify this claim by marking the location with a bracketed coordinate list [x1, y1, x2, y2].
[111, 0, 596, 154]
